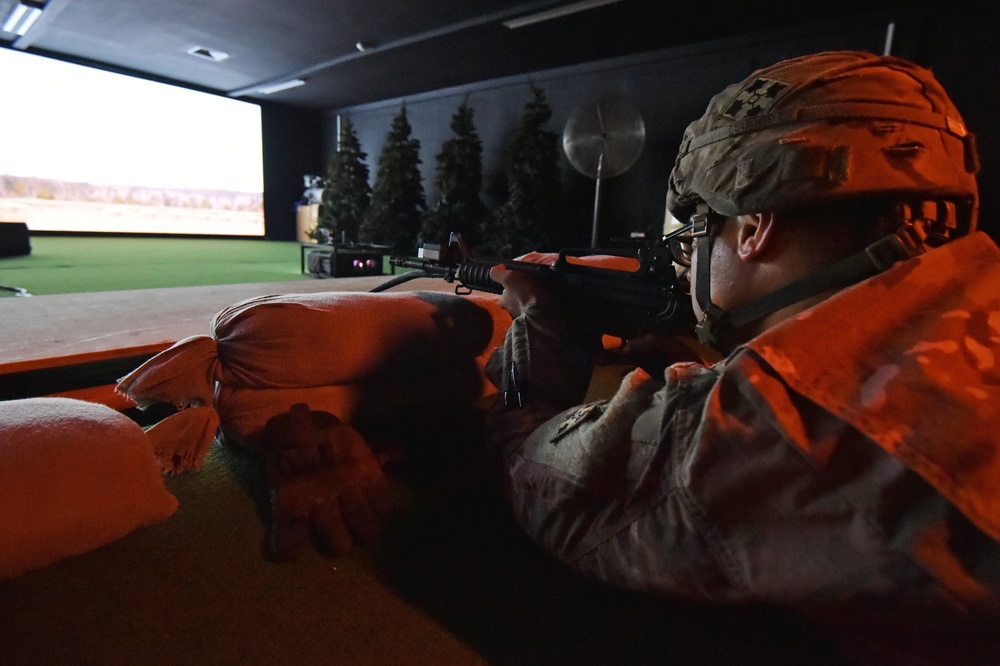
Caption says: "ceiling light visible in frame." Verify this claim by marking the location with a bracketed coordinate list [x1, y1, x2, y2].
[255, 79, 306, 94]
[187, 46, 230, 62]
[502, 0, 622, 29]
[3, 1, 45, 36]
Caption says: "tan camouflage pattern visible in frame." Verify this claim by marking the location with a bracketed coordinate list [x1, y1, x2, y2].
[666, 51, 979, 227]
[487, 233, 1000, 662]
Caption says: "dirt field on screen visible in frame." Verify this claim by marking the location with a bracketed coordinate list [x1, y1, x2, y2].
[0, 198, 264, 235]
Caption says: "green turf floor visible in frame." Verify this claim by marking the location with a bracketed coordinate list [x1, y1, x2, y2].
[0, 236, 318, 296]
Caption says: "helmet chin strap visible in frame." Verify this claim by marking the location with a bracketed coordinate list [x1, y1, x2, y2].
[692, 222, 728, 350]
[693, 220, 930, 352]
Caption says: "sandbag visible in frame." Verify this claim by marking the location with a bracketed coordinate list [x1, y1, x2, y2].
[214, 359, 487, 453]
[0, 397, 177, 579]
[118, 290, 512, 472]
[212, 291, 508, 389]
[117, 335, 220, 410]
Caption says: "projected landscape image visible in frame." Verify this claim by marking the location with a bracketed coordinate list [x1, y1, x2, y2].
[0, 176, 263, 235]
[0, 48, 265, 236]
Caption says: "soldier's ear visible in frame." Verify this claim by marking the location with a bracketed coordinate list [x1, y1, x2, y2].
[735, 212, 776, 261]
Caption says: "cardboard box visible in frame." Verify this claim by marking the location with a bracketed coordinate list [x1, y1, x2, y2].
[296, 204, 320, 243]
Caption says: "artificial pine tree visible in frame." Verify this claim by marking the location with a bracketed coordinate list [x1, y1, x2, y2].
[317, 116, 371, 243]
[359, 105, 425, 255]
[481, 84, 563, 258]
[420, 100, 486, 248]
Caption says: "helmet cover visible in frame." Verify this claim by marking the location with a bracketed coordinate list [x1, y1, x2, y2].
[666, 51, 979, 231]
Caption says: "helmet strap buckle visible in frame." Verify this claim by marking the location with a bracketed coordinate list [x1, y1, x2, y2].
[864, 231, 922, 272]
[691, 212, 713, 238]
[893, 199, 964, 248]
[695, 303, 730, 349]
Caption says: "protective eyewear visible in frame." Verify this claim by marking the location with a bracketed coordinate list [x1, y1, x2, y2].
[665, 211, 722, 267]
[662, 223, 694, 268]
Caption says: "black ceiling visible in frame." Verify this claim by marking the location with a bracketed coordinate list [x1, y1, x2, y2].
[2, 0, 925, 111]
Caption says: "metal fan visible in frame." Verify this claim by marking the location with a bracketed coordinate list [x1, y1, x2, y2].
[563, 94, 646, 247]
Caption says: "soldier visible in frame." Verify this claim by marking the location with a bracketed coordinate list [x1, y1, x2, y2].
[486, 51, 1000, 663]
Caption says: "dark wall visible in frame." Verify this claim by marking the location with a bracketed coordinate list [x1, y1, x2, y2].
[261, 102, 326, 241]
[321, 6, 997, 247]
[902, 8, 999, 240]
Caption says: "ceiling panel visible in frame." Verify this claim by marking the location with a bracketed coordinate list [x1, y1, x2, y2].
[1, 0, 925, 110]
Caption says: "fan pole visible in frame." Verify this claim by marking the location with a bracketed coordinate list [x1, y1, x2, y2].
[591, 152, 603, 248]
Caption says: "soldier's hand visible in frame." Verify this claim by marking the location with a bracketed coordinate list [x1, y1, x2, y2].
[263, 404, 393, 561]
[489, 264, 554, 317]
[616, 333, 719, 376]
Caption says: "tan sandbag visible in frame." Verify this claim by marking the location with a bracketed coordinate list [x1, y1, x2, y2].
[216, 384, 358, 451]
[0, 398, 177, 580]
[212, 291, 510, 389]
[144, 406, 220, 473]
[117, 335, 220, 410]
[215, 361, 496, 452]
[116, 289, 511, 471]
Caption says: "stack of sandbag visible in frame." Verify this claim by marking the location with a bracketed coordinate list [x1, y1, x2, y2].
[118, 290, 512, 473]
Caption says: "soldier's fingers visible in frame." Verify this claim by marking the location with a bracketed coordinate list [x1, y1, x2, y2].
[488, 264, 510, 284]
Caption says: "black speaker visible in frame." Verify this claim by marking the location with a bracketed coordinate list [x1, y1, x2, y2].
[0, 222, 30, 257]
[331, 247, 383, 277]
[308, 245, 383, 278]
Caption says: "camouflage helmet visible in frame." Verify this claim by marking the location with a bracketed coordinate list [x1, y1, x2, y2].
[667, 51, 980, 232]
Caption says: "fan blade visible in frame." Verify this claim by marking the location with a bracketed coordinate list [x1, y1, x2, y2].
[563, 94, 645, 179]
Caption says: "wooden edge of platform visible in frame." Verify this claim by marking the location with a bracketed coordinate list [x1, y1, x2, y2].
[0, 342, 172, 377]
[0, 343, 173, 403]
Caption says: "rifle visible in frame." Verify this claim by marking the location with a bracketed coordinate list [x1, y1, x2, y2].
[371, 233, 696, 341]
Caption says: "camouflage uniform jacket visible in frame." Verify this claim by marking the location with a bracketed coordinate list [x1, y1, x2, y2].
[487, 231, 1000, 662]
